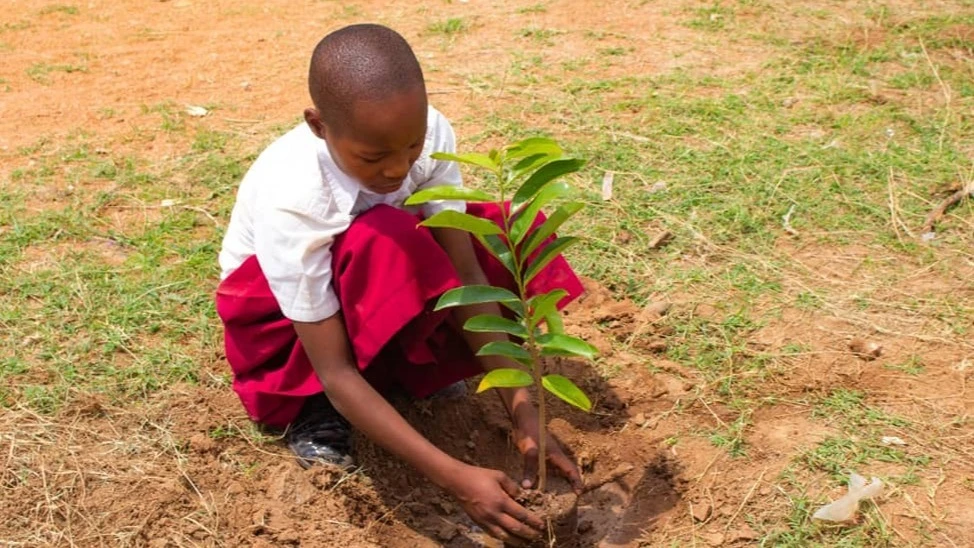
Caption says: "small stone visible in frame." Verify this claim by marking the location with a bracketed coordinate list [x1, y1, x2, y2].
[691, 502, 712, 522]
[643, 301, 672, 318]
[435, 522, 457, 541]
[702, 532, 725, 546]
[188, 433, 216, 454]
[648, 181, 668, 193]
[728, 524, 759, 541]
[466, 440, 475, 449]
[633, 413, 647, 427]
[578, 450, 595, 471]
[435, 500, 455, 515]
[577, 520, 593, 534]
[849, 338, 882, 360]
[647, 340, 668, 353]
[782, 97, 798, 108]
[648, 231, 673, 249]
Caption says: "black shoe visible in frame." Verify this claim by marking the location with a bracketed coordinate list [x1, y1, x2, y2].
[286, 394, 354, 469]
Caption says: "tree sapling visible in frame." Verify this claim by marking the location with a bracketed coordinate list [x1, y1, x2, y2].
[405, 137, 597, 541]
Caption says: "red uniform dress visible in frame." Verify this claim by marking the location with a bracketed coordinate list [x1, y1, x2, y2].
[216, 203, 583, 428]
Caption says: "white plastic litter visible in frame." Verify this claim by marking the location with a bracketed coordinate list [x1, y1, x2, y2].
[601, 171, 614, 201]
[881, 436, 907, 446]
[812, 473, 884, 522]
[185, 105, 209, 117]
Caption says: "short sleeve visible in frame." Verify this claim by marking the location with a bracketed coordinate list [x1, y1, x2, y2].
[417, 111, 466, 217]
[253, 195, 349, 323]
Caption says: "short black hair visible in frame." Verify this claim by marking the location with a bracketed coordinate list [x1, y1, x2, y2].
[308, 24, 426, 128]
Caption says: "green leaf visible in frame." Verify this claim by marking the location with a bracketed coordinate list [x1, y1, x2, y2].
[545, 312, 565, 335]
[477, 368, 533, 392]
[464, 314, 528, 338]
[524, 236, 580, 284]
[538, 334, 598, 360]
[476, 341, 531, 365]
[420, 210, 502, 236]
[431, 151, 499, 171]
[509, 182, 571, 245]
[521, 201, 584, 257]
[542, 374, 592, 411]
[473, 233, 516, 276]
[434, 285, 519, 310]
[511, 158, 585, 211]
[405, 185, 494, 206]
[528, 289, 568, 327]
[505, 137, 563, 160]
[511, 153, 551, 175]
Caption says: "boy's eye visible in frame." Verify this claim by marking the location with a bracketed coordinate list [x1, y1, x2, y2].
[359, 155, 384, 164]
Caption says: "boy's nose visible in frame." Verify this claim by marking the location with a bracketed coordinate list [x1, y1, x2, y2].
[382, 153, 412, 180]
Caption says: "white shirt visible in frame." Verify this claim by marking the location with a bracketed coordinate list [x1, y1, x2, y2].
[218, 106, 465, 322]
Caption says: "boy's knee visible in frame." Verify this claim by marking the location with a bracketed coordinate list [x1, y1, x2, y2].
[343, 204, 440, 252]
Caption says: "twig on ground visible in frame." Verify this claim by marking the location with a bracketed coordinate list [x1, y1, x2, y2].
[693, 452, 724, 484]
[887, 169, 915, 241]
[723, 468, 767, 534]
[582, 462, 635, 494]
[920, 181, 974, 239]
[918, 37, 953, 152]
[782, 204, 799, 237]
[699, 398, 729, 429]
[608, 130, 651, 143]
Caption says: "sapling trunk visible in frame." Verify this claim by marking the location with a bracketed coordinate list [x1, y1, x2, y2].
[496, 181, 550, 494]
[526, 338, 547, 492]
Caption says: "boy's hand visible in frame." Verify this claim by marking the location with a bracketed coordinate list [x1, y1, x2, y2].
[447, 464, 544, 544]
[514, 407, 583, 492]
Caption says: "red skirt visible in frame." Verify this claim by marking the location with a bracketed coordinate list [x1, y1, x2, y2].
[215, 203, 584, 428]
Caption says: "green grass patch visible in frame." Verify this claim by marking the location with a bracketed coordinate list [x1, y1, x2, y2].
[26, 62, 88, 84]
[427, 17, 467, 36]
[39, 4, 79, 15]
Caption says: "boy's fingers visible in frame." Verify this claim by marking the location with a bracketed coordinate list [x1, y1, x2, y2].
[499, 473, 521, 498]
[497, 513, 540, 542]
[503, 498, 545, 531]
[485, 523, 514, 545]
[549, 451, 584, 493]
[522, 453, 538, 489]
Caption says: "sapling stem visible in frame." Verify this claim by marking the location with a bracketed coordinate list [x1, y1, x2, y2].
[493, 164, 549, 494]
[526, 331, 547, 492]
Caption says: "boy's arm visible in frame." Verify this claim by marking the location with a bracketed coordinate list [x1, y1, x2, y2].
[292, 315, 543, 544]
[430, 227, 583, 491]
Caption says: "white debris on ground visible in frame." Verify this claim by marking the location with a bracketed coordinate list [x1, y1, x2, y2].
[812, 472, 884, 523]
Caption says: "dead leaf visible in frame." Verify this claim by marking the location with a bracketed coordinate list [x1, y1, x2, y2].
[648, 230, 673, 249]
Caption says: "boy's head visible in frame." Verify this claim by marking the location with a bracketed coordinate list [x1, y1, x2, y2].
[304, 24, 428, 195]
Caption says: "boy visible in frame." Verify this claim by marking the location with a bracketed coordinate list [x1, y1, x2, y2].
[216, 24, 585, 544]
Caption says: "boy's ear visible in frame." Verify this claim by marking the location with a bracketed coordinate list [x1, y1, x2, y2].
[304, 108, 326, 140]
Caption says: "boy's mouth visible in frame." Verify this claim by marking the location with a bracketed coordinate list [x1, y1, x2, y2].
[371, 179, 403, 194]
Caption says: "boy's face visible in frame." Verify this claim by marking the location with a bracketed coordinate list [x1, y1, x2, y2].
[305, 86, 428, 195]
